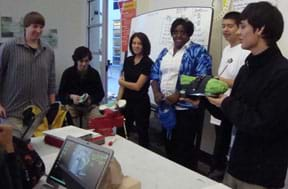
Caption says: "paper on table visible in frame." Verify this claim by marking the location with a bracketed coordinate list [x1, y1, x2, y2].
[43, 125, 101, 141]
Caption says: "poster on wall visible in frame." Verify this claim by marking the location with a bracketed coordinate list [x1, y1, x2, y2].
[233, 0, 278, 12]
[1, 16, 23, 38]
[1, 17, 13, 37]
[119, 0, 136, 52]
[41, 29, 58, 48]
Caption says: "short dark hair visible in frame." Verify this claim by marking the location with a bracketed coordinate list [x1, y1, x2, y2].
[72, 46, 92, 65]
[240, 1, 283, 45]
[223, 11, 241, 26]
[129, 32, 151, 56]
[170, 18, 194, 37]
[23, 11, 45, 28]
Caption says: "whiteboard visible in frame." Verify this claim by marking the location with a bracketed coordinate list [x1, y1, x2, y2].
[129, 6, 213, 61]
[232, 0, 278, 12]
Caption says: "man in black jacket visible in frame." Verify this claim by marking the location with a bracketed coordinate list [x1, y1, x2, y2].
[58, 46, 105, 128]
[208, 2, 288, 189]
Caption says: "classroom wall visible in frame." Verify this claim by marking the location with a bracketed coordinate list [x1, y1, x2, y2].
[136, 0, 223, 75]
[136, 0, 212, 14]
[1, 0, 286, 88]
[136, 0, 288, 74]
[0, 0, 87, 89]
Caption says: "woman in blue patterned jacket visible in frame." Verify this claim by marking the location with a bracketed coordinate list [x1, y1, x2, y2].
[151, 17, 212, 171]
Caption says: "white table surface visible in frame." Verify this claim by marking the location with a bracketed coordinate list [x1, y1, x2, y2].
[32, 135, 230, 189]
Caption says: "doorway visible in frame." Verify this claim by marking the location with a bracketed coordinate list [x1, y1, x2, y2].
[88, 0, 122, 102]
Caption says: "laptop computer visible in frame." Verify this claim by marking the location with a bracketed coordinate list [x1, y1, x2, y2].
[58, 164, 85, 189]
[45, 136, 113, 189]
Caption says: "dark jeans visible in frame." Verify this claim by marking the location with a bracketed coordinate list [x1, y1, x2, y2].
[211, 119, 233, 171]
[164, 107, 205, 171]
[202, 98, 233, 171]
[118, 97, 150, 148]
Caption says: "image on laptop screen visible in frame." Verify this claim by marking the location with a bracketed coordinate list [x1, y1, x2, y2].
[47, 136, 113, 189]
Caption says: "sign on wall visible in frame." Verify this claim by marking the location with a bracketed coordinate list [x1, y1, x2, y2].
[1, 16, 23, 38]
[119, 0, 136, 52]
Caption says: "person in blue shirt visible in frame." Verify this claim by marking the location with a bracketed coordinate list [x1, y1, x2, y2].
[151, 17, 212, 170]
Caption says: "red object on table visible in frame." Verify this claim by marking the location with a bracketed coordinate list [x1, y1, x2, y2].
[44, 134, 105, 148]
[88, 109, 124, 136]
[44, 135, 64, 148]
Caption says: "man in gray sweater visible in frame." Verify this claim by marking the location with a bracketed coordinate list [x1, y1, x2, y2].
[0, 11, 56, 136]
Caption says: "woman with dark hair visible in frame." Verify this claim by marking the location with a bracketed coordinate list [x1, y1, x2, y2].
[58, 46, 104, 128]
[117, 32, 153, 148]
[151, 18, 212, 170]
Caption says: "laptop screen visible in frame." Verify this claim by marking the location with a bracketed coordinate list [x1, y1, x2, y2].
[47, 136, 113, 189]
